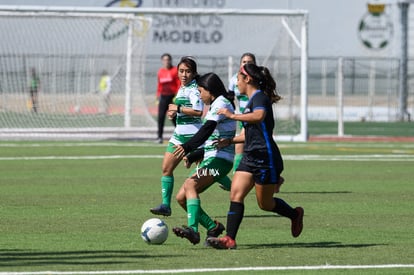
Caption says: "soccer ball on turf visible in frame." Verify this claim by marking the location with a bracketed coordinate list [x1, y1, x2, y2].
[141, 218, 169, 244]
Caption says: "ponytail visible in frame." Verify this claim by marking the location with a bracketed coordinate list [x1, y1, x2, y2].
[258, 66, 281, 104]
[243, 64, 282, 104]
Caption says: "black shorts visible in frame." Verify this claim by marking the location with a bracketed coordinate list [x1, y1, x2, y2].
[236, 155, 281, 185]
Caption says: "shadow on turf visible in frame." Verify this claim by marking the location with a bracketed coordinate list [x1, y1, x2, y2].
[0, 249, 182, 267]
[243, 241, 383, 249]
[282, 191, 352, 194]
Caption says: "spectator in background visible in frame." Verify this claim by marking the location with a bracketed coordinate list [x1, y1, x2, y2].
[29, 67, 40, 113]
[99, 70, 111, 114]
[156, 53, 180, 143]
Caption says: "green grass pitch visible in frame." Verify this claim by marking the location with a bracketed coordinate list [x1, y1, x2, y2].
[0, 141, 413, 274]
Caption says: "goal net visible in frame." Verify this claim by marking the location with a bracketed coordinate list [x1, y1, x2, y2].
[0, 6, 308, 141]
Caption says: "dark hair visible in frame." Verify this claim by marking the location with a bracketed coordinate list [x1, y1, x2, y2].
[177, 56, 198, 76]
[198, 72, 235, 108]
[242, 63, 281, 104]
[240, 52, 256, 65]
[161, 53, 172, 60]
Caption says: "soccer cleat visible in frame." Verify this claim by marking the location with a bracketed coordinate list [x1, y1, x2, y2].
[204, 221, 225, 247]
[274, 176, 284, 193]
[206, 235, 237, 249]
[150, 204, 171, 217]
[172, 225, 200, 245]
[291, 207, 304, 238]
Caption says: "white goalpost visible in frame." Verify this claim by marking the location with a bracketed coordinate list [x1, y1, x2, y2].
[0, 6, 308, 141]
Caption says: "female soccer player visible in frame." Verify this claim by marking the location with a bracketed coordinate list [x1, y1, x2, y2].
[150, 57, 204, 217]
[229, 53, 284, 193]
[207, 63, 304, 249]
[228, 53, 256, 172]
[171, 73, 236, 245]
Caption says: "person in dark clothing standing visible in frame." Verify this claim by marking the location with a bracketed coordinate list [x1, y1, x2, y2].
[156, 53, 180, 143]
[29, 67, 40, 113]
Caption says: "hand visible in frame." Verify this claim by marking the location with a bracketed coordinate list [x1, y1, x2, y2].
[167, 104, 178, 119]
[217, 108, 233, 119]
[167, 110, 177, 120]
[213, 138, 232, 149]
[183, 156, 191, 168]
[168, 103, 178, 112]
[173, 144, 186, 159]
[182, 156, 202, 169]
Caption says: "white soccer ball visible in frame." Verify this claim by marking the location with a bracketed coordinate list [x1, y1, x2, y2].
[141, 218, 169, 245]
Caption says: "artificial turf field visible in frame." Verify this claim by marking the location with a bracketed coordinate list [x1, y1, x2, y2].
[0, 141, 413, 274]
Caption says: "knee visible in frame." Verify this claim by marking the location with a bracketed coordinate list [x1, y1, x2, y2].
[230, 190, 245, 203]
[162, 165, 172, 176]
[183, 180, 196, 193]
[176, 193, 186, 208]
[257, 200, 274, 211]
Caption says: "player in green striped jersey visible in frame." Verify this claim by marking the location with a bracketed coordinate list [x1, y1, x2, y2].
[150, 57, 204, 217]
[171, 73, 236, 245]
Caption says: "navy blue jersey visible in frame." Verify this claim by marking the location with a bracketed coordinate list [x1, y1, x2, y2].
[241, 90, 283, 182]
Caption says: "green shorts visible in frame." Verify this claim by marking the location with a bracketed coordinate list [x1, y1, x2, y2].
[166, 134, 194, 153]
[189, 157, 232, 182]
[166, 142, 177, 153]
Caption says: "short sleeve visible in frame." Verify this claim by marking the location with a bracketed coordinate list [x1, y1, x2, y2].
[189, 88, 203, 111]
[204, 97, 229, 123]
[251, 92, 268, 112]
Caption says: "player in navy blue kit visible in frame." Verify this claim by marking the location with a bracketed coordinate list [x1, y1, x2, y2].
[207, 63, 304, 249]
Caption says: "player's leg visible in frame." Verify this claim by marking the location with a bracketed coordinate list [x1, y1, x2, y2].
[232, 127, 245, 172]
[226, 171, 254, 238]
[172, 174, 214, 245]
[104, 94, 110, 114]
[193, 158, 232, 233]
[30, 90, 36, 113]
[150, 148, 182, 216]
[157, 95, 168, 142]
[255, 183, 304, 238]
[33, 90, 38, 113]
[173, 157, 232, 245]
[233, 143, 243, 172]
[175, 176, 220, 236]
[207, 170, 254, 249]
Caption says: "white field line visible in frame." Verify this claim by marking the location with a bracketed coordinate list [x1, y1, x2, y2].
[0, 154, 413, 161]
[0, 264, 413, 275]
[1, 142, 414, 149]
[0, 142, 163, 148]
[0, 155, 163, 161]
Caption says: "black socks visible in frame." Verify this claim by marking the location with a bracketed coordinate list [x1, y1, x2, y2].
[272, 198, 298, 219]
[226, 201, 245, 240]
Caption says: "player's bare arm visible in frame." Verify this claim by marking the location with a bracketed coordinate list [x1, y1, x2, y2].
[217, 108, 265, 123]
[169, 103, 203, 117]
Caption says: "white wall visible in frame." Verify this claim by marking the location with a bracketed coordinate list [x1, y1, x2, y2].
[0, 0, 403, 58]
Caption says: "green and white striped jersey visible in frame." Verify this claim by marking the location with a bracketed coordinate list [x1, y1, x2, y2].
[169, 79, 203, 145]
[203, 95, 236, 162]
